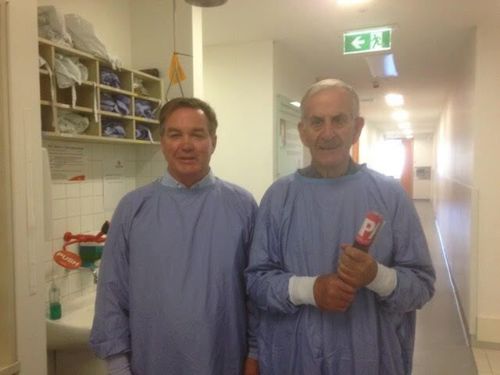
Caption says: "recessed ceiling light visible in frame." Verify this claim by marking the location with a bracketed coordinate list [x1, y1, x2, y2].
[385, 93, 404, 107]
[337, 0, 370, 5]
[290, 101, 301, 108]
[392, 109, 409, 122]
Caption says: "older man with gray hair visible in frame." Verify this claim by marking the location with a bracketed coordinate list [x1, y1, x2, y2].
[246, 79, 435, 375]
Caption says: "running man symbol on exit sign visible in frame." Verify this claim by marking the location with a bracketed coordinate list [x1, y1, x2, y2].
[343, 27, 392, 55]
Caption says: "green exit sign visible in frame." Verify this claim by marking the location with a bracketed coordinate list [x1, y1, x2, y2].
[343, 27, 392, 55]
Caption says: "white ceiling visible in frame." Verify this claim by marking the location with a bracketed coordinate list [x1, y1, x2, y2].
[201, 0, 499, 137]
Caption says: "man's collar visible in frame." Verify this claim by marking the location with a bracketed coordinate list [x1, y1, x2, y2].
[161, 169, 215, 189]
[298, 159, 361, 178]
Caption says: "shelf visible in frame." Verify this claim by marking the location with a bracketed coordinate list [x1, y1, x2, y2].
[39, 38, 163, 145]
[135, 94, 161, 103]
[131, 68, 161, 81]
[39, 37, 96, 61]
[56, 104, 94, 114]
[99, 111, 134, 120]
[42, 131, 159, 145]
[134, 117, 158, 124]
[98, 84, 132, 96]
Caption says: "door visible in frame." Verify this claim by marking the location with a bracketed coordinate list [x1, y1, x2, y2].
[400, 138, 414, 198]
[371, 138, 413, 198]
[275, 95, 305, 179]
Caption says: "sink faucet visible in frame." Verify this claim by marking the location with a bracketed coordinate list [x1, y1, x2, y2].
[91, 265, 98, 284]
[82, 264, 99, 284]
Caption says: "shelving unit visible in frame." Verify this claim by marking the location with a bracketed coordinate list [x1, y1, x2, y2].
[38, 38, 163, 145]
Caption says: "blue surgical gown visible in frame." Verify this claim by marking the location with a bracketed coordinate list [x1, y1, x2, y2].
[246, 166, 435, 375]
[90, 177, 257, 374]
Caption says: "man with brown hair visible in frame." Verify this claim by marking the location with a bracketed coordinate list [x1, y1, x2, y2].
[91, 97, 259, 375]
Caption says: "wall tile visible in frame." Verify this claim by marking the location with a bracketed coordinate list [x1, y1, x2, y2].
[136, 160, 152, 177]
[52, 183, 66, 199]
[66, 183, 81, 198]
[92, 179, 104, 197]
[81, 182, 93, 197]
[81, 215, 94, 233]
[90, 143, 105, 161]
[45, 143, 152, 308]
[93, 195, 104, 213]
[152, 161, 166, 177]
[52, 218, 67, 241]
[93, 213, 105, 231]
[137, 145, 152, 161]
[44, 260, 54, 282]
[52, 199, 66, 219]
[152, 148, 163, 161]
[81, 197, 93, 215]
[66, 198, 81, 217]
[42, 239, 53, 263]
[66, 216, 81, 234]
[67, 271, 82, 296]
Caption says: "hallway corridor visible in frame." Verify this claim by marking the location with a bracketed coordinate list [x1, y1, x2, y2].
[412, 200, 500, 375]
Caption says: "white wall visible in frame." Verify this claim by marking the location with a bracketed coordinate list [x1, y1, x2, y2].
[435, 21, 500, 344]
[413, 134, 434, 199]
[9, 0, 48, 373]
[273, 42, 315, 106]
[273, 42, 315, 171]
[37, 0, 133, 66]
[191, 7, 204, 97]
[473, 20, 500, 344]
[42, 142, 164, 307]
[0, 0, 18, 370]
[37, 0, 197, 101]
[8, 1, 189, 373]
[204, 41, 274, 202]
[358, 122, 383, 167]
[131, 0, 194, 100]
[434, 27, 478, 337]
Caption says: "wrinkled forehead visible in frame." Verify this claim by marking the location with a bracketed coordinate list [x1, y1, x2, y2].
[302, 88, 356, 118]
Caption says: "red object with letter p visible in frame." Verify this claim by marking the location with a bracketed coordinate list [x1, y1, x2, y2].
[353, 211, 384, 252]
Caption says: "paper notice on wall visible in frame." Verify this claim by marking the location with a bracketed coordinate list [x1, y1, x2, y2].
[103, 158, 126, 211]
[47, 143, 86, 181]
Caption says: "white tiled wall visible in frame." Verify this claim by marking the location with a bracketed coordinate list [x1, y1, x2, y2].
[43, 141, 165, 314]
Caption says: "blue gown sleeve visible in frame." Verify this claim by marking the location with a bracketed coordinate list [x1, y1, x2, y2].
[245, 199, 260, 359]
[245, 188, 300, 315]
[377, 187, 436, 313]
[90, 194, 132, 358]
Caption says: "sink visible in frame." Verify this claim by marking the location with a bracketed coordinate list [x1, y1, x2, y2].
[46, 291, 96, 350]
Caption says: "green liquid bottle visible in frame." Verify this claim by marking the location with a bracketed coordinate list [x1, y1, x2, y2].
[49, 283, 62, 320]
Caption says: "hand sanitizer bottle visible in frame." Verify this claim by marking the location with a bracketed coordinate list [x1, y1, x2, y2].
[49, 282, 62, 320]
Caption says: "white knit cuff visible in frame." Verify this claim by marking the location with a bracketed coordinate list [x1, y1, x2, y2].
[366, 263, 397, 297]
[288, 275, 318, 306]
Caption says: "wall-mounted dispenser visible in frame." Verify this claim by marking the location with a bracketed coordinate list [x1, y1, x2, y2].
[53, 221, 109, 283]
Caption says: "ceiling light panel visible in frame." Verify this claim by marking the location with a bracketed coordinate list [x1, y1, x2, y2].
[385, 93, 404, 107]
[392, 109, 409, 122]
[337, 0, 370, 5]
